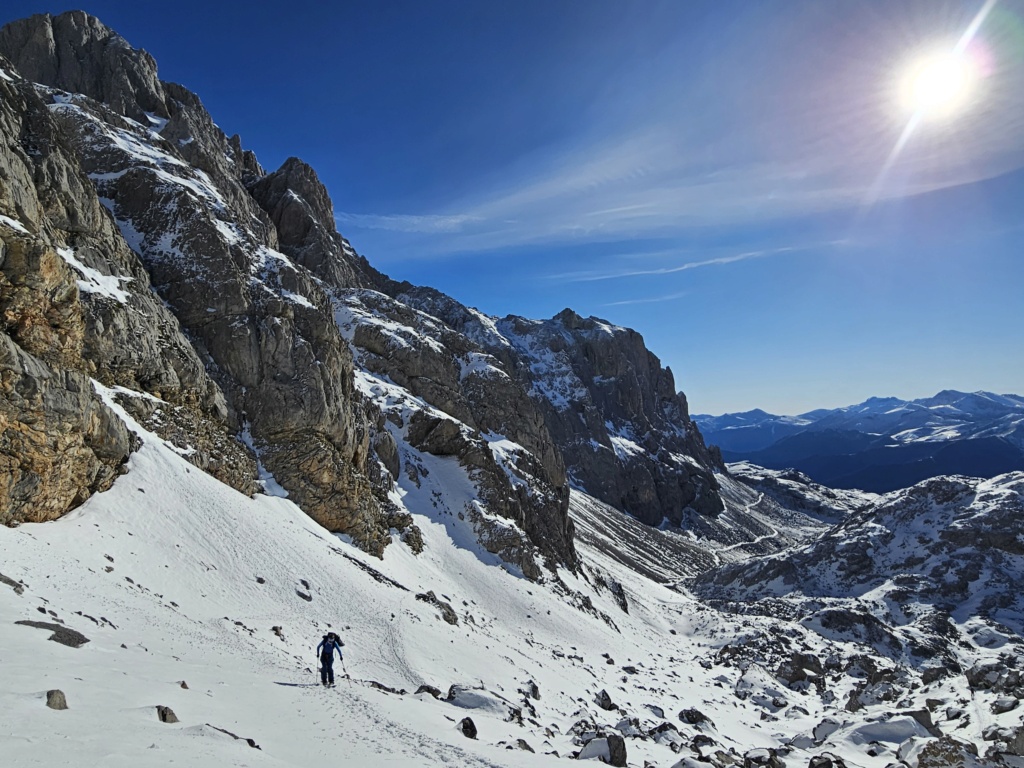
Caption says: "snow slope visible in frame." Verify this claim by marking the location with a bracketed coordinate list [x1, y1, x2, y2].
[5, 384, 1020, 767]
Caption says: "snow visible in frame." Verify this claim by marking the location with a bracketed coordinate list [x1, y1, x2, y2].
[51, 99, 227, 210]
[56, 246, 132, 303]
[280, 290, 314, 309]
[238, 421, 290, 498]
[0, 213, 30, 234]
[0, 66, 15, 82]
[143, 111, 168, 134]
[459, 352, 510, 382]
[483, 432, 535, 494]
[3, 384, 1020, 766]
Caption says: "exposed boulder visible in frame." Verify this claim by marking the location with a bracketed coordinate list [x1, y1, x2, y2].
[156, 705, 178, 723]
[456, 716, 477, 739]
[14, 620, 89, 647]
[415, 591, 459, 625]
[679, 707, 714, 728]
[595, 689, 616, 711]
[45, 689, 67, 710]
[577, 733, 627, 766]
[807, 754, 846, 768]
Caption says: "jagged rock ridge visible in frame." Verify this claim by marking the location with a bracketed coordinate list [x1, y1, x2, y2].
[1, 10, 727, 576]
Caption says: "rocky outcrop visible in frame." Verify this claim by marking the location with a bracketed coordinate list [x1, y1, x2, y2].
[390, 291, 724, 527]
[248, 157, 373, 290]
[0, 12, 164, 124]
[0, 11, 732, 574]
[0, 38, 259, 517]
[0, 13, 393, 550]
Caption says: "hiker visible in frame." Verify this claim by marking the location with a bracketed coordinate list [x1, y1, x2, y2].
[316, 631, 345, 687]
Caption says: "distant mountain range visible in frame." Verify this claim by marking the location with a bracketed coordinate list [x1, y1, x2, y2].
[695, 390, 1024, 492]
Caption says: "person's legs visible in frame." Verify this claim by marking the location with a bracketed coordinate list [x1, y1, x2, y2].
[320, 661, 329, 685]
[325, 659, 335, 685]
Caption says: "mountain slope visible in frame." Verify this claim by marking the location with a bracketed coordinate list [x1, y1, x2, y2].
[4, 403, 1023, 766]
[697, 390, 1024, 492]
[0, 11, 731, 577]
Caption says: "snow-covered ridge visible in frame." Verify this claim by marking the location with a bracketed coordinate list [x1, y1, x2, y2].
[697, 389, 1024, 451]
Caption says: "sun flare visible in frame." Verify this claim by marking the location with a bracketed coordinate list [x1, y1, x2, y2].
[899, 50, 978, 119]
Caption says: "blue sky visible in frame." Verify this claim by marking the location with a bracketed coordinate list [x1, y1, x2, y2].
[4, 1, 1023, 414]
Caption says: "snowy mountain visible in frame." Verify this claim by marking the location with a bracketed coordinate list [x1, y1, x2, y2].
[3, 11, 1024, 768]
[4, 384, 1023, 766]
[696, 391, 1024, 492]
[0, 10, 733, 575]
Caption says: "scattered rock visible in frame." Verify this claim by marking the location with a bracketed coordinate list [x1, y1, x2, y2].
[902, 708, 942, 737]
[156, 705, 178, 723]
[295, 590, 312, 602]
[415, 591, 459, 625]
[679, 707, 714, 728]
[812, 717, 841, 743]
[457, 717, 477, 739]
[744, 747, 785, 768]
[179, 681, 189, 690]
[595, 689, 616, 711]
[992, 696, 1019, 714]
[0, 571, 25, 594]
[255, 576, 266, 584]
[576, 733, 627, 766]
[14, 620, 89, 647]
[415, 684, 442, 699]
[45, 689, 67, 710]
[808, 753, 847, 768]
[271, 626, 285, 641]
[366, 680, 407, 695]
[516, 738, 535, 752]
[206, 723, 261, 749]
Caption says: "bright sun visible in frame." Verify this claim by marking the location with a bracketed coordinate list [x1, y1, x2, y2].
[899, 50, 978, 119]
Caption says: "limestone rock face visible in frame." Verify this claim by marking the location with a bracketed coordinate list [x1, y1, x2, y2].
[333, 289, 576, 574]
[0, 11, 730, 574]
[0, 39, 258, 518]
[0, 14, 390, 550]
[393, 294, 724, 527]
[248, 157, 371, 290]
[0, 12, 164, 123]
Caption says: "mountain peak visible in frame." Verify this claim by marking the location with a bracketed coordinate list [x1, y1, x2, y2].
[0, 11, 164, 122]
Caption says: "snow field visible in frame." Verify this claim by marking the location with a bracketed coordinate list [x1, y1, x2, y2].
[3, 384, 1016, 766]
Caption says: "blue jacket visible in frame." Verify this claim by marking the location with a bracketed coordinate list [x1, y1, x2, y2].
[317, 636, 344, 662]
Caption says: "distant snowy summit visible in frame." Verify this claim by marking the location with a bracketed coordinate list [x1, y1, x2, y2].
[696, 390, 1024, 492]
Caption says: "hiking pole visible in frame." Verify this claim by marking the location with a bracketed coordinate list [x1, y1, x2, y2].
[341, 658, 351, 686]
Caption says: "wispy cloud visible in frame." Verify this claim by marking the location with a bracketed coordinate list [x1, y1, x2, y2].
[333, 3, 1024, 261]
[553, 248, 790, 283]
[603, 291, 689, 307]
[333, 212, 477, 234]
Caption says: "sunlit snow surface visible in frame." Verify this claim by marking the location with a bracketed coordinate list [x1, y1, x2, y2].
[3, 384, 1019, 766]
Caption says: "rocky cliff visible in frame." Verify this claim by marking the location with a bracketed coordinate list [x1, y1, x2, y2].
[0, 11, 728, 577]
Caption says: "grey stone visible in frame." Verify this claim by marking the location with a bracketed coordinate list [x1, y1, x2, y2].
[15, 620, 89, 647]
[45, 689, 67, 710]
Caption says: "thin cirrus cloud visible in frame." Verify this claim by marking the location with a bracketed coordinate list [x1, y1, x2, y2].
[602, 290, 690, 307]
[552, 248, 792, 283]
[331, 2, 1024, 261]
[331, 123, 997, 259]
[332, 211, 478, 234]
